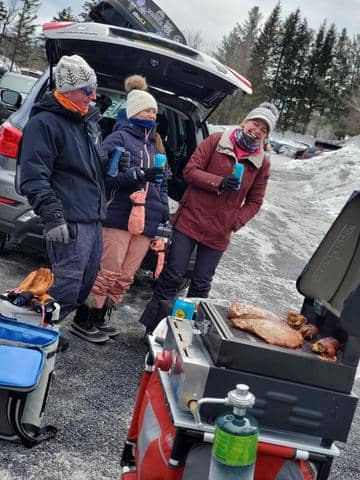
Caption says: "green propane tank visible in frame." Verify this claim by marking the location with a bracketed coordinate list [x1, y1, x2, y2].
[208, 384, 258, 480]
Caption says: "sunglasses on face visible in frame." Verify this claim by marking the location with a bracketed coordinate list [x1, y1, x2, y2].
[80, 84, 97, 96]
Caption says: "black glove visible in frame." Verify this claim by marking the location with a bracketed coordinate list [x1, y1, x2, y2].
[118, 151, 130, 172]
[43, 213, 70, 244]
[219, 175, 240, 192]
[142, 167, 165, 183]
[124, 166, 144, 183]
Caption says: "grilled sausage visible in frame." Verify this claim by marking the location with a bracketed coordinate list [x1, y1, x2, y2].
[286, 311, 308, 330]
[300, 323, 319, 341]
[312, 337, 340, 360]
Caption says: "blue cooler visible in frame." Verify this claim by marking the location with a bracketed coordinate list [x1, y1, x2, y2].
[0, 316, 59, 447]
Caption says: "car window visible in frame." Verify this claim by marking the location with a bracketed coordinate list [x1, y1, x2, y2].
[0, 74, 37, 95]
[97, 89, 126, 118]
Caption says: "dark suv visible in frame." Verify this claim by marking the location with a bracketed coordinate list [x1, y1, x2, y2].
[0, 21, 251, 274]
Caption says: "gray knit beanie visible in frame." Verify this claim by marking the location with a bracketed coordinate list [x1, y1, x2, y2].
[55, 55, 97, 93]
[244, 102, 279, 134]
[125, 74, 158, 118]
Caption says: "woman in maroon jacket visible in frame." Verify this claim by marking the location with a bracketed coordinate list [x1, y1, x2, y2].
[139, 102, 279, 333]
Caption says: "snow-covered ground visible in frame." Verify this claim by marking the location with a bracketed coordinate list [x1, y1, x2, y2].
[213, 139, 359, 312]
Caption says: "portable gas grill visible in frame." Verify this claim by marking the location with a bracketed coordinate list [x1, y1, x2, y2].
[158, 192, 360, 440]
[120, 192, 360, 480]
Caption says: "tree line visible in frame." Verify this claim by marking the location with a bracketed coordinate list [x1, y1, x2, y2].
[0, 1, 359, 138]
[211, 3, 360, 138]
[0, 1, 97, 72]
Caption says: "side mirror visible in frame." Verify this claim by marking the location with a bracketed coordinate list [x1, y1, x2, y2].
[1, 89, 22, 108]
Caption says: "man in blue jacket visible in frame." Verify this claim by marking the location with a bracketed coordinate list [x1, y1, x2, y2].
[20, 55, 108, 343]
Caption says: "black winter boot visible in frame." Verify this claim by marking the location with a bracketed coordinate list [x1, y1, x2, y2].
[69, 305, 109, 343]
[93, 304, 120, 338]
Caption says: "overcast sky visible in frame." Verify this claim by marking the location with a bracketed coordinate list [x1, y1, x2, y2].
[38, 0, 360, 48]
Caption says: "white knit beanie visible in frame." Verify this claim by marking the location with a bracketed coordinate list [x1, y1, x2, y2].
[125, 74, 158, 118]
[55, 55, 97, 93]
[244, 102, 279, 134]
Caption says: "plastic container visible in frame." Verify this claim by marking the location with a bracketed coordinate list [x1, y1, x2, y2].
[171, 298, 195, 320]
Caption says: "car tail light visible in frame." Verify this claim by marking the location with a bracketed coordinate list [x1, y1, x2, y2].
[0, 196, 18, 206]
[42, 21, 78, 31]
[0, 122, 22, 159]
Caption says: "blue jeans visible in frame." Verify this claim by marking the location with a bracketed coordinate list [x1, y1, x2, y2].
[46, 222, 103, 321]
[139, 229, 223, 330]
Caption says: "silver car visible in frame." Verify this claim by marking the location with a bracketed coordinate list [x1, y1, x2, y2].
[0, 21, 251, 263]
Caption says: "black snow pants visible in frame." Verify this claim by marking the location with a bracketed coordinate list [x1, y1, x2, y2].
[139, 229, 223, 331]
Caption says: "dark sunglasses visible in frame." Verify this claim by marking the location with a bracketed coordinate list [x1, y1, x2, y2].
[80, 84, 97, 96]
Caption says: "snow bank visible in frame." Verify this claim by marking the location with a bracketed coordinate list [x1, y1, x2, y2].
[285, 143, 360, 216]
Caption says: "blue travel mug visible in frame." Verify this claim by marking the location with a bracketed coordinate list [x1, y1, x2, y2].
[107, 146, 125, 177]
[154, 153, 167, 169]
[154, 153, 167, 185]
[233, 163, 244, 190]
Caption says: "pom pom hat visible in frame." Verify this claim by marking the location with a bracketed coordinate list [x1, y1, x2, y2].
[55, 55, 97, 93]
[125, 75, 158, 119]
[244, 102, 279, 134]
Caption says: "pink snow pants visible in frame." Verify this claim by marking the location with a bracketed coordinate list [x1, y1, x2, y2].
[91, 227, 151, 308]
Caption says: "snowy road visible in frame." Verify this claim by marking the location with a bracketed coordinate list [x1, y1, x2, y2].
[0, 149, 359, 479]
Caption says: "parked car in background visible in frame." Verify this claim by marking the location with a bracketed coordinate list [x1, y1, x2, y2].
[294, 146, 322, 159]
[0, 72, 38, 107]
[20, 68, 43, 79]
[0, 21, 252, 281]
[207, 124, 229, 134]
[269, 139, 289, 154]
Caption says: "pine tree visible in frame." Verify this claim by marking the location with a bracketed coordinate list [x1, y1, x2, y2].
[245, 2, 282, 112]
[212, 7, 263, 124]
[348, 35, 360, 89]
[269, 9, 313, 131]
[326, 29, 352, 130]
[286, 18, 313, 132]
[300, 22, 337, 134]
[9, 0, 40, 70]
[0, 0, 7, 23]
[79, 0, 98, 22]
[53, 7, 79, 22]
[1, 0, 17, 41]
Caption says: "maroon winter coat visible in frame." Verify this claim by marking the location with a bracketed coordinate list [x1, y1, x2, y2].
[172, 130, 270, 251]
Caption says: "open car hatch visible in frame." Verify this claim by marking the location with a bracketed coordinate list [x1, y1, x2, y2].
[43, 22, 252, 108]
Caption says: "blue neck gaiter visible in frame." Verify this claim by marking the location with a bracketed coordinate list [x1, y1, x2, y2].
[234, 128, 260, 153]
[129, 118, 156, 130]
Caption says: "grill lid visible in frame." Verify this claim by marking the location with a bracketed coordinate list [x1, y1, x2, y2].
[296, 190, 360, 334]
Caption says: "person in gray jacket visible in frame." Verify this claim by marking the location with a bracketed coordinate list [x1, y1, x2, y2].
[20, 55, 108, 344]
